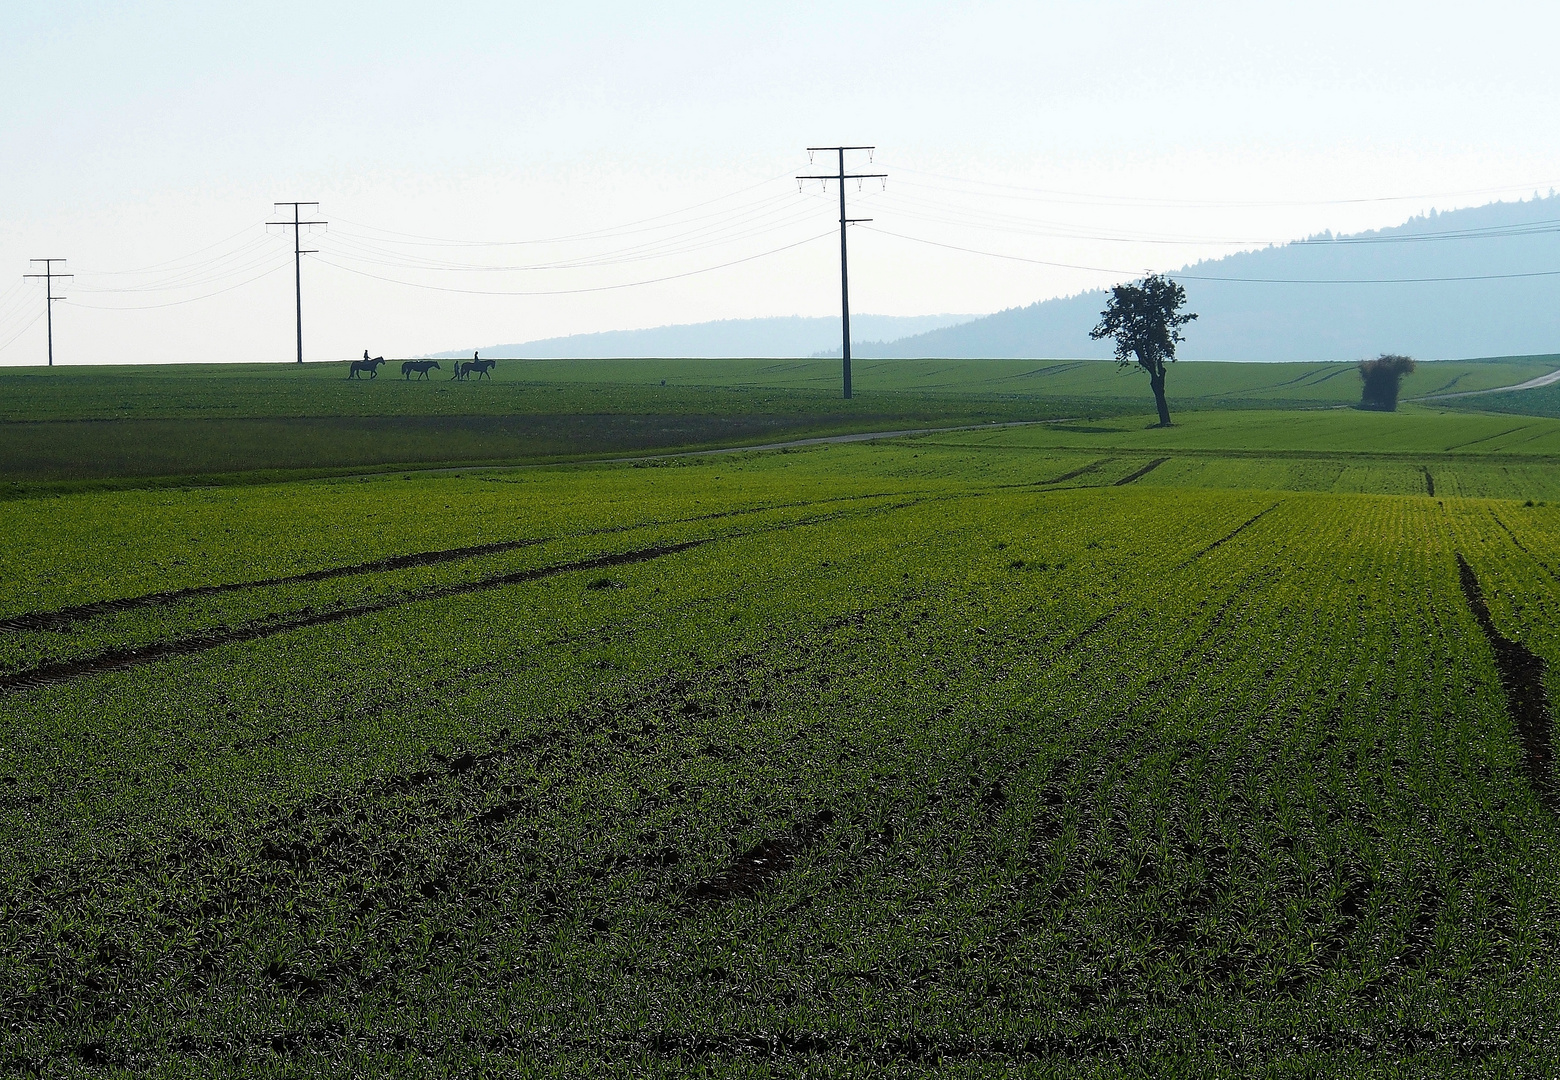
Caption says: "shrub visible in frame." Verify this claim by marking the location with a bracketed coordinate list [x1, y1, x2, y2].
[1358, 354, 1416, 411]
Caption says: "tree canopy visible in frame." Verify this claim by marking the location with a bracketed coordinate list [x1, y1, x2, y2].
[1089, 275, 1197, 427]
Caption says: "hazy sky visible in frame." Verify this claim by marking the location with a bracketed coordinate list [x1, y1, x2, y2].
[3, 0, 1559, 364]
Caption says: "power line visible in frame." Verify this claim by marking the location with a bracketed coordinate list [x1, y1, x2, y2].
[74, 240, 282, 295]
[314, 230, 835, 296]
[0, 310, 44, 358]
[879, 162, 1560, 210]
[870, 187, 1560, 249]
[862, 224, 1560, 284]
[71, 224, 267, 276]
[331, 173, 794, 248]
[798, 147, 886, 400]
[268, 202, 326, 364]
[63, 261, 292, 310]
[21, 259, 72, 366]
[320, 200, 824, 275]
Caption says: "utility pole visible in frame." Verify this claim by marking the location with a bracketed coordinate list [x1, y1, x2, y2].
[22, 259, 72, 367]
[798, 147, 885, 399]
[268, 202, 325, 363]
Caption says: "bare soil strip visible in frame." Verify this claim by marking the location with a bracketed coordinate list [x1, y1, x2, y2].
[1456, 554, 1555, 805]
[1113, 457, 1169, 486]
[0, 540, 709, 696]
[1423, 470, 1435, 497]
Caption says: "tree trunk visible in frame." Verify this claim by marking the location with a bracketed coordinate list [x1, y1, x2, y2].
[1149, 367, 1172, 427]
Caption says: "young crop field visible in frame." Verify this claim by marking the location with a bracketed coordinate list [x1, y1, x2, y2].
[1, 357, 1552, 423]
[2, 412, 1559, 1076]
[2, 355, 1555, 487]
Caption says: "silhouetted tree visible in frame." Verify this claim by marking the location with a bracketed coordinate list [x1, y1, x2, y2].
[1089, 275, 1197, 427]
[1358, 353, 1417, 411]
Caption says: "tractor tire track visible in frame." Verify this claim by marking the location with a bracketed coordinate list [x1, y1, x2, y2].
[1172, 503, 1281, 570]
[1039, 458, 1112, 485]
[0, 538, 553, 634]
[1456, 554, 1554, 806]
[0, 494, 936, 696]
[0, 541, 710, 696]
[1488, 509, 1560, 582]
[0, 491, 905, 636]
[1061, 506, 1282, 650]
[1113, 457, 1169, 486]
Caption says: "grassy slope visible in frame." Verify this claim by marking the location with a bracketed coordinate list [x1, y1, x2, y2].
[2, 433, 1560, 1074]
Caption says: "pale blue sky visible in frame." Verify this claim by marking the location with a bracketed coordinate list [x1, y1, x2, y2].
[3, 1, 1559, 363]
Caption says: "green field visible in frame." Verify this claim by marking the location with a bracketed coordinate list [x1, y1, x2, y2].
[3, 396, 1560, 1075]
[4, 356, 1552, 423]
[2, 354, 1555, 487]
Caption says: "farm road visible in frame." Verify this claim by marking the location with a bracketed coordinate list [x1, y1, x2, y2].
[1417, 367, 1560, 400]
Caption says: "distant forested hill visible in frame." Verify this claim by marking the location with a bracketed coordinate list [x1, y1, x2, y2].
[858, 196, 1560, 361]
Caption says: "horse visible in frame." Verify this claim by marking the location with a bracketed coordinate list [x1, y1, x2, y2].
[465, 358, 496, 381]
[349, 356, 386, 380]
[402, 360, 441, 380]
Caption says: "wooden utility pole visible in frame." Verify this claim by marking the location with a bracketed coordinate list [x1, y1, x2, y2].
[798, 147, 885, 399]
[23, 259, 72, 367]
[268, 202, 326, 363]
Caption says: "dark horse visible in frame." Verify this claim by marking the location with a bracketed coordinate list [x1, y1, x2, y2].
[402, 360, 441, 380]
[454, 357, 497, 381]
[349, 353, 386, 380]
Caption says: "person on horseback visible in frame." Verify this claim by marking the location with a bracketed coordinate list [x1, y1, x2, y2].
[349, 352, 386, 379]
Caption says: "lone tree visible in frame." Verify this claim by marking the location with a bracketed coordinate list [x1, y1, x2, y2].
[1358, 353, 1416, 411]
[1089, 274, 1197, 427]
